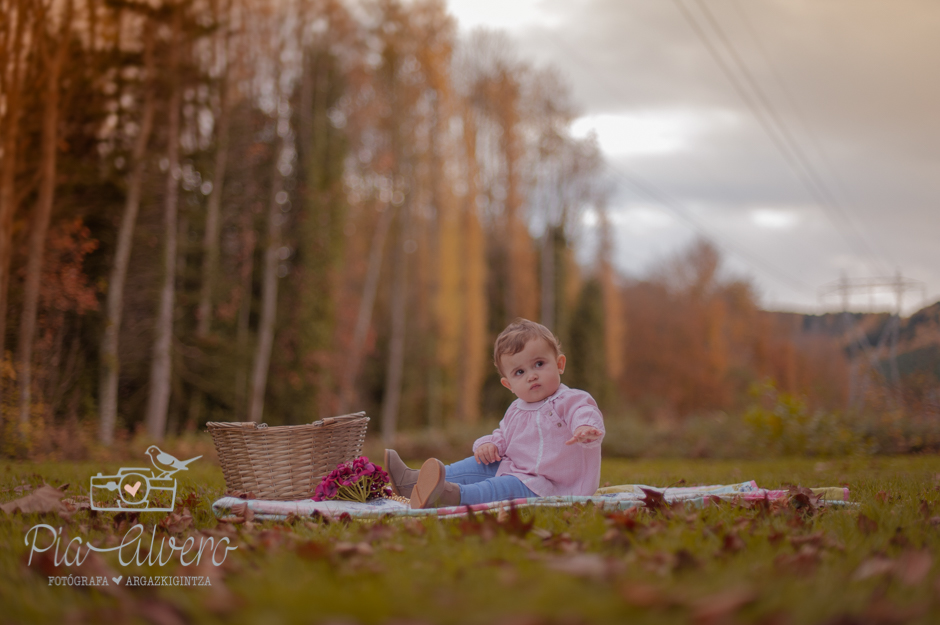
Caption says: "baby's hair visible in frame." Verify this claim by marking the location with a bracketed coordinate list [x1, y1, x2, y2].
[493, 318, 563, 376]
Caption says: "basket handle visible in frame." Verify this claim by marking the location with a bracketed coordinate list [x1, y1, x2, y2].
[314, 411, 366, 427]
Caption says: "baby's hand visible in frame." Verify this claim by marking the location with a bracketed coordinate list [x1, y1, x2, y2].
[566, 425, 603, 445]
[474, 443, 501, 464]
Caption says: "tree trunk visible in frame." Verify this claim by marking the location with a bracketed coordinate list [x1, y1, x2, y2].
[144, 11, 182, 440]
[457, 108, 486, 424]
[195, 25, 231, 338]
[338, 202, 393, 414]
[380, 196, 410, 446]
[17, 2, 71, 425]
[597, 205, 624, 383]
[234, 215, 256, 420]
[540, 225, 555, 329]
[99, 26, 155, 444]
[0, 0, 31, 409]
[247, 144, 286, 423]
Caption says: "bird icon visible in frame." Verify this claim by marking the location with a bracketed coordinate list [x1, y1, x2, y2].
[145, 446, 202, 478]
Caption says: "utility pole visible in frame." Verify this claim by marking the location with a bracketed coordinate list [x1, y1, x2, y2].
[817, 272, 926, 410]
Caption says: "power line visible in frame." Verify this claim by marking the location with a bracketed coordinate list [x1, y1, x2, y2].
[607, 162, 817, 295]
[545, 36, 818, 297]
[675, 0, 891, 275]
[727, 0, 900, 272]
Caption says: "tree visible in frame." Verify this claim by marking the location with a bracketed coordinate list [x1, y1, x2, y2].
[17, 0, 73, 427]
[99, 14, 156, 444]
[195, 0, 234, 340]
[0, 0, 37, 412]
[145, 5, 184, 440]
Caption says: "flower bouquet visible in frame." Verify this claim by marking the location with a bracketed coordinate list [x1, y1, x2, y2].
[312, 456, 392, 502]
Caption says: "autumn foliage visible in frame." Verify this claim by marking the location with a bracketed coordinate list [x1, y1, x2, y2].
[2, 0, 936, 460]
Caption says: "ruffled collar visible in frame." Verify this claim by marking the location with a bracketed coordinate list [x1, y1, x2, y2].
[513, 383, 570, 411]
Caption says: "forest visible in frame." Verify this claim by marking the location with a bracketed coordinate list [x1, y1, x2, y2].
[1, 0, 932, 459]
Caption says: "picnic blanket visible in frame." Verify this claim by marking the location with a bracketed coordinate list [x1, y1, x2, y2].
[212, 481, 851, 521]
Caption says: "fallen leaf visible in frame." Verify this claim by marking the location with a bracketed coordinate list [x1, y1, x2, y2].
[889, 527, 911, 549]
[876, 490, 889, 504]
[158, 508, 193, 534]
[187, 556, 241, 615]
[853, 556, 895, 581]
[640, 488, 668, 514]
[620, 582, 675, 608]
[674, 548, 700, 572]
[775, 545, 820, 575]
[857, 513, 878, 535]
[1, 484, 68, 515]
[496, 503, 534, 537]
[605, 508, 641, 533]
[296, 540, 331, 561]
[545, 553, 618, 580]
[21, 549, 62, 578]
[402, 519, 426, 536]
[690, 587, 757, 625]
[231, 502, 255, 523]
[78, 552, 126, 599]
[896, 550, 932, 586]
[789, 531, 825, 549]
[135, 598, 187, 625]
[865, 596, 928, 624]
[918, 500, 931, 520]
[333, 541, 374, 557]
[721, 531, 745, 554]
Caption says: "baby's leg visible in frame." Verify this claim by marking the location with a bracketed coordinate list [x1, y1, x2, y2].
[444, 456, 499, 485]
[459, 475, 537, 505]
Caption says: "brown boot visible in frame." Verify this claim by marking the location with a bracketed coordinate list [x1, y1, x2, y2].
[410, 459, 462, 509]
[384, 449, 419, 498]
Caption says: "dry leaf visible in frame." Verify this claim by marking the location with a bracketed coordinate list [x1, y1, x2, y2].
[691, 587, 757, 625]
[789, 531, 825, 549]
[857, 513, 878, 535]
[896, 550, 932, 586]
[1, 484, 68, 515]
[721, 531, 745, 554]
[620, 582, 676, 608]
[775, 545, 820, 575]
[674, 548, 700, 572]
[333, 541, 374, 557]
[296, 540, 331, 561]
[640, 488, 668, 514]
[79, 552, 126, 599]
[545, 553, 618, 580]
[853, 556, 895, 581]
[135, 598, 187, 625]
[158, 508, 194, 534]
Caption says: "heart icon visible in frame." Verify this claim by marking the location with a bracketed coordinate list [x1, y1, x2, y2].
[112, 576, 123, 585]
[124, 481, 142, 497]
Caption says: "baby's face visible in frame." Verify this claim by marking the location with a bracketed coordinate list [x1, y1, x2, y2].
[499, 338, 566, 404]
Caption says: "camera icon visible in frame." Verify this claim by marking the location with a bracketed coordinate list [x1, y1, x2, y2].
[90, 467, 178, 512]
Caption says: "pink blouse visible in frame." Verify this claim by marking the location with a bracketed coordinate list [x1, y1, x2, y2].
[472, 384, 605, 497]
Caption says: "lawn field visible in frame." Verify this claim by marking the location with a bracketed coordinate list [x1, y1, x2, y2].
[2, 456, 939, 625]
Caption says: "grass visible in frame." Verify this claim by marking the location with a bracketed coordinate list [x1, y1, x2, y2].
[2, 455, 940, 624]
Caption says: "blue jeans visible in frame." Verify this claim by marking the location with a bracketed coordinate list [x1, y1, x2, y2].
[444, 456, 537, 505]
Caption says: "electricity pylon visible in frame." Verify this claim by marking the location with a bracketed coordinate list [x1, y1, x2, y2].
[818, 272, 926, 409]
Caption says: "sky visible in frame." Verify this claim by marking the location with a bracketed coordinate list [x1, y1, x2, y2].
[444, 0, 940, 315]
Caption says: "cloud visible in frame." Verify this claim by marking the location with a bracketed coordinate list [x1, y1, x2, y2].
[447, 0, 940, 313]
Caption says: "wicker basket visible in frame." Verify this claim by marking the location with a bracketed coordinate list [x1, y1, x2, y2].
[206, 412, 369, 500]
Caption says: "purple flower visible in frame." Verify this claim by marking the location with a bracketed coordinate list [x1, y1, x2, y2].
[311, 456, 392, 502]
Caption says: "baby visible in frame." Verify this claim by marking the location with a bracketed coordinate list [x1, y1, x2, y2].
[383, 318, 605, 509]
